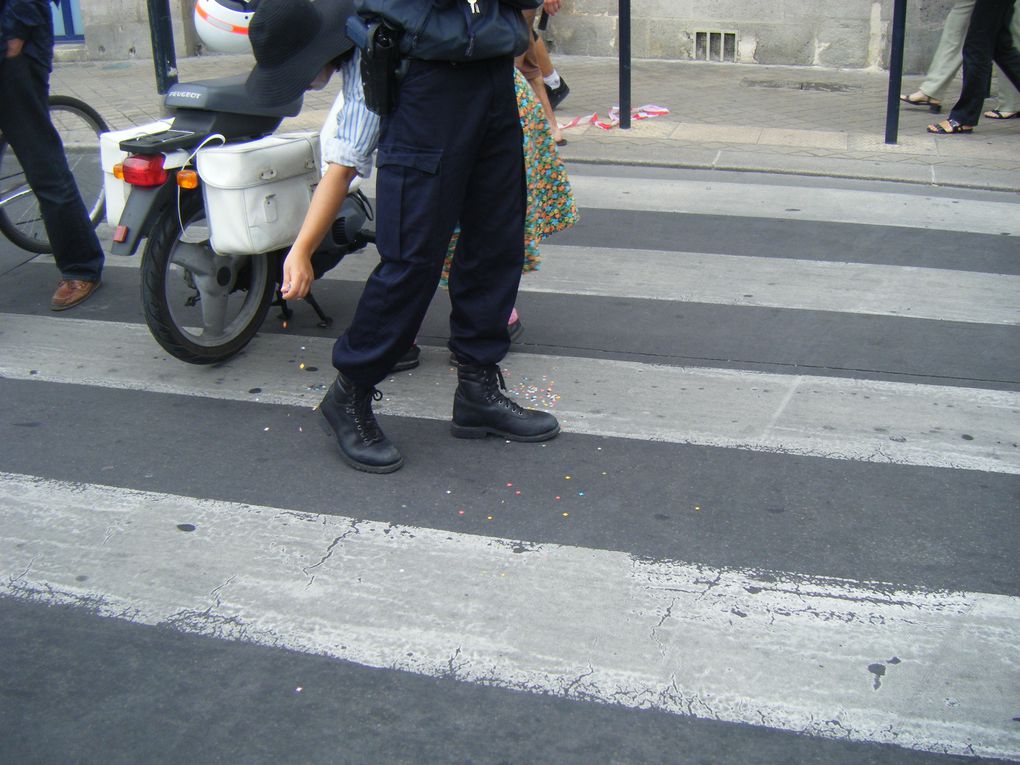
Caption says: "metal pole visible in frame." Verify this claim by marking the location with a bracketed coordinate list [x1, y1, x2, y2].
[146, 0, 179, 95]
[885, 0, 908, 144]
[619, 0, 631, 129]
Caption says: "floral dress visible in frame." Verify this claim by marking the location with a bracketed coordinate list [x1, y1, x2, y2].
[441, 69, 578, 283]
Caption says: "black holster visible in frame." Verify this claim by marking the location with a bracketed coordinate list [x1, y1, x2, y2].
[360, 19, 403, 116]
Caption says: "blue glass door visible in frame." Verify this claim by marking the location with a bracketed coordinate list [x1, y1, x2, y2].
[52, 0, 85, 43]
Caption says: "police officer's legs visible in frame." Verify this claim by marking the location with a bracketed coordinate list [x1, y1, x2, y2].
[448, 58, 559, 442]
[323, 60, 485, 472]
[321, 57, 557, 472]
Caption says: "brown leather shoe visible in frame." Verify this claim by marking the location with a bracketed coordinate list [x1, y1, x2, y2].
[50, 279, 101, 311]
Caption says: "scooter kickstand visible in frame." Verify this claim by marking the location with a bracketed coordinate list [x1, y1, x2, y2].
[304, 291, 333, 328]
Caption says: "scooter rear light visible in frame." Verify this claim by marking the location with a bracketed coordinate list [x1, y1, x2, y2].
[122, 154, 169, 187]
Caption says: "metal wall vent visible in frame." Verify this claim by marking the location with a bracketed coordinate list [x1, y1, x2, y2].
[694, 31, 737, 62]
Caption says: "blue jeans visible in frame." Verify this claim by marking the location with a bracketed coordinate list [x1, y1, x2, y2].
[0, 53, 104, 281]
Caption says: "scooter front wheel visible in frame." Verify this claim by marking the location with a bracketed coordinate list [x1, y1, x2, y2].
[140, 190, 276, 364]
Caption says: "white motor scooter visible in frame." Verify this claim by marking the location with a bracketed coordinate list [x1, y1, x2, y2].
[100, 6, 371, 364]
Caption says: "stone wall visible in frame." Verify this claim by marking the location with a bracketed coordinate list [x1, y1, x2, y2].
[544, 0, 955, 73]
[67, 0, 954, 74]
[77, 0, 195, 61]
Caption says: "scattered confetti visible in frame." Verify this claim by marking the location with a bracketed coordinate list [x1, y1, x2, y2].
[565, 475, 572, 480]
[299, 362, 305, 370]
[264, 427, 270, 432]
[458, 510, 465, 516]
[506, 374, 560, 408]
[562, 512, 569, 518]
[487, 515, 494, 521]
[555, 496, 561, 501]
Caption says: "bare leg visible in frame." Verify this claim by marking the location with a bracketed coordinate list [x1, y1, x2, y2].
[533, 33, 555, 79]
[527, 73, 563, 144]
[516, 10, 563, 144]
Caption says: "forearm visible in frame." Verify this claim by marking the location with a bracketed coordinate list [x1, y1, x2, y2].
[290, 163, 358, 258]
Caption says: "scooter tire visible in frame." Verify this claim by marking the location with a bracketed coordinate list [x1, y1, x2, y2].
[140, 190, 276, 364]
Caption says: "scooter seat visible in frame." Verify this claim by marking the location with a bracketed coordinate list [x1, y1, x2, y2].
[165, 75, 304, 118]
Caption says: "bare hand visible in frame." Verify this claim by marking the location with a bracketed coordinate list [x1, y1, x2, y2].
[6, 38, 25, 57]
[543, 0, 561, 15]
[281, 250, 314, 301]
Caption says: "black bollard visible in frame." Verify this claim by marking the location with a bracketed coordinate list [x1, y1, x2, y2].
[619, 0, 631, 129]
[885, 0, 908, 144]
[146, 0, 179, 95]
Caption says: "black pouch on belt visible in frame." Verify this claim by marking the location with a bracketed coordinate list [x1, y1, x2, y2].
[356, 18, 404, 116]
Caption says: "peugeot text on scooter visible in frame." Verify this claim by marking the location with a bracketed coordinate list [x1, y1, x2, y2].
[100, 75, 371, 364]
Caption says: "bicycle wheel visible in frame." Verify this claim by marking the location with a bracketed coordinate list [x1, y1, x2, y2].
[0, 95, 108, 254]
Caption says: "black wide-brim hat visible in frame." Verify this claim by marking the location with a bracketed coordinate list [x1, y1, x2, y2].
[245, 0, 356, 106]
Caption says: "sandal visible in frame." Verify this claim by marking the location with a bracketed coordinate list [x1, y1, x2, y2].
[900, 92, 942, 113]
[983, 109, 1020, 120]
[927, 118, 973, 134]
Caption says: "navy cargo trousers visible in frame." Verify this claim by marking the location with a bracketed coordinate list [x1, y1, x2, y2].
[332, 55, 526, 387]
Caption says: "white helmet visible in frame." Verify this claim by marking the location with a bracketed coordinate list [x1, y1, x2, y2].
[194, 0, 257, 54]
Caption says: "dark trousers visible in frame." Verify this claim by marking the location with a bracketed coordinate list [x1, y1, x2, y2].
[951, 0, 1020, 125]
[332, 56, 526, 387]
[0, 54, 104, 280]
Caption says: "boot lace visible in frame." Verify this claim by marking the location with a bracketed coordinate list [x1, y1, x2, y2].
[345, 387, 385, 443]
[483, 367, 527, 415]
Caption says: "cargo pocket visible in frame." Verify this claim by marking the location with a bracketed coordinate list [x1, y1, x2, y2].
[374, 145, 444, 264]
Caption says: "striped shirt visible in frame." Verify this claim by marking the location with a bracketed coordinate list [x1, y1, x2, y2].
[320, 52, 380, 178]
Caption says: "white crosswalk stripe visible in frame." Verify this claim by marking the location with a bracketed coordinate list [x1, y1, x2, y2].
[3, 169, 1019, 761]
[3, 313, 1018, 473]
[2, 472, 1018, 760]
[565, 173, 1020, 235]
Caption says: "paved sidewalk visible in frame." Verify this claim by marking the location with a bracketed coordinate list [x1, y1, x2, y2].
[52, 52, 1020, 192]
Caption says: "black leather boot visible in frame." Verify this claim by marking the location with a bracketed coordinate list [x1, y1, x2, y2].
[451, 363, 560, 442]
[318, 373, 403, 473]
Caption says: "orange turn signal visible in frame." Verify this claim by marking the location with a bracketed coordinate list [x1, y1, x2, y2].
[113, 163, 125, 180]
[177, 169, 200, 189]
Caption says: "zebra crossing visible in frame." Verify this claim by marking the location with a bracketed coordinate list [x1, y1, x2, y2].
[1, 166, 1018, 763]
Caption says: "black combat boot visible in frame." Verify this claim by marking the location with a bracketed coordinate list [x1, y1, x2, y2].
[451, 363, 560, 441]
[318, 373, 403, 473]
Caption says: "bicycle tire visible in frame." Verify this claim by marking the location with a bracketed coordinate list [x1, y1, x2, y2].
[0, 95, 108, 254]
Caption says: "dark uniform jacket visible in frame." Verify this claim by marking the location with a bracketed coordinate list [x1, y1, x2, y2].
[0, 0, 55, 69]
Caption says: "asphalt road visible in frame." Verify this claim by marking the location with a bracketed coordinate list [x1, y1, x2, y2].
[1, 165, 1018, 765]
